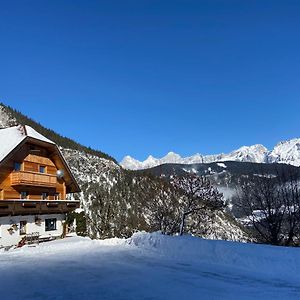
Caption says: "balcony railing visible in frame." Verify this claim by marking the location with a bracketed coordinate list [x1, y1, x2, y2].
[0, 199, 80, 216]
[11, 171, 57, 188]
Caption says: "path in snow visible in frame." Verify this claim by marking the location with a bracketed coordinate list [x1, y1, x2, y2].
[0, 232, 300, 300]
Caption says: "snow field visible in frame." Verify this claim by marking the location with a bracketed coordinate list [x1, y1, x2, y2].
[0, 232, 300, 300]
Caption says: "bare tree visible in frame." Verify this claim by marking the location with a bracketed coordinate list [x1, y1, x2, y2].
[237, 176, 284, 245]
[146, 182, 182, 235]
[171, 173, 224, 235]
[278, 172, 300, 245]
[237, 171, 300, 246]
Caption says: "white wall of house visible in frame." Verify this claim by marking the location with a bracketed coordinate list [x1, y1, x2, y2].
[0, 214, 65, 248]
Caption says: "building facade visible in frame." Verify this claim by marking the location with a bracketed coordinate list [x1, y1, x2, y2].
[0, 125, 80, 247]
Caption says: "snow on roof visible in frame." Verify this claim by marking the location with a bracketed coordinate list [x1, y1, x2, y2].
[25, 125, 54, 145]
[0, 125, 54, 162]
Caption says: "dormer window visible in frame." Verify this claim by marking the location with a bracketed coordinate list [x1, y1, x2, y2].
[39, 166, 46, 173]
[14, 162, 21, 171]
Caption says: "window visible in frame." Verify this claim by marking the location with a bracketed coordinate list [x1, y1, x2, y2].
[45, 218, 57, 231]
[14, 162, 21, 171]
[54, 193, 60, 200]
[20, 191, 28, 199]
[41, 192, 48, 200]
[20, 221, 27, 235]
[39, 166, 46, 173]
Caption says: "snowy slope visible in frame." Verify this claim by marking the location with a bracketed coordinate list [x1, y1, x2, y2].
[220, 144, 268, 163]
[65, 149, 249, 242]
[120, 142, 300, 170]
[1, 232, 300, 300]
[269, 138, 300, 166]
[0, 106, 16, 128]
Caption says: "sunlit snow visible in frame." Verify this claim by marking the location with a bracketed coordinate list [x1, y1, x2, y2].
[1, 232, 300, 300]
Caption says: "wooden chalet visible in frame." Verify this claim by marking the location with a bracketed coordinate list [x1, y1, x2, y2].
[0, 125, 80, 247]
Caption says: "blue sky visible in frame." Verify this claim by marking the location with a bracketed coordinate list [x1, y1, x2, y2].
[1, 1, 300, 161]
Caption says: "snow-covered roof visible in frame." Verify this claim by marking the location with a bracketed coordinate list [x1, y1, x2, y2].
[0, 125, 54, 162]
[25, 125, 54, 144]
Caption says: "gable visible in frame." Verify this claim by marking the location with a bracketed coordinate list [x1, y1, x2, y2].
[0, 125, 80, 193]
[0, 125, 54, 163]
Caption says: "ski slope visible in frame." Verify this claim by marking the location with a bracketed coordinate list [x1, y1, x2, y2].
[0, 232, 299, 299]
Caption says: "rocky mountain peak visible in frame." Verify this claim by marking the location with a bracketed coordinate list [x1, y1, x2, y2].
[120, 141, 300, 170]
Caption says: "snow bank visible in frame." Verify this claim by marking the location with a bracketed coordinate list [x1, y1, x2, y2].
[5, 234, 126, 256]
[128, 232, 300, 282]
[5, 232, 300, 285]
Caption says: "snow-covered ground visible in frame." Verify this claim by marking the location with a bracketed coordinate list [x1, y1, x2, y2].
[1, 232, 300, 300]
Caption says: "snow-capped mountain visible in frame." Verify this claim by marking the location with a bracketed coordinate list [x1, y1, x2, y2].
[220, 144, 268, 164]
[120, 142, 300, 170]
[268, 138, 300, 166]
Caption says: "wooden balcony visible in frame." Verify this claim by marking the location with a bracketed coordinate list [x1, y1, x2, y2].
[11, 171, 57, 188]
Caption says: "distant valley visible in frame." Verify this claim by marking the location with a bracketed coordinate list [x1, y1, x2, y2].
[138, 161, 300, 217]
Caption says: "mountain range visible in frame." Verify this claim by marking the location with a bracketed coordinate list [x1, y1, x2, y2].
[120, 140, 300, 170]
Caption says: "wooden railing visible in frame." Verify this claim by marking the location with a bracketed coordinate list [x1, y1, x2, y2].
[0, 199, 80, 216]
[11, 171, 57, 188]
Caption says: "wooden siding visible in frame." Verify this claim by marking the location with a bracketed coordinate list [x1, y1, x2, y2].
[24, 153, 56, 166]
[24, 161, 37, 172]
[0, 142, 67, 201]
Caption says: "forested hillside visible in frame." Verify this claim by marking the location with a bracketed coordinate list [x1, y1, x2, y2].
[0, 104, 116, 163]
